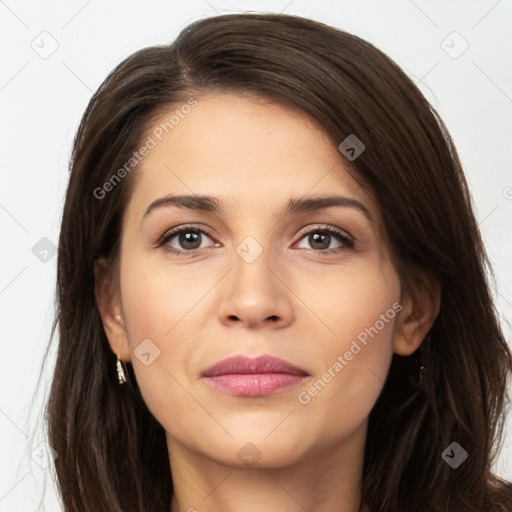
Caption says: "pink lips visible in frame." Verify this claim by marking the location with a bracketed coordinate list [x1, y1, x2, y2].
[202, 355, 309, 396]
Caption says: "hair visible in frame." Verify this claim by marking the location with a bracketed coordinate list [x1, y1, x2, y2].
[45, 12, 512, 512]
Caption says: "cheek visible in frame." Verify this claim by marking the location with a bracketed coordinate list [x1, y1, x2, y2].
[118, 250, 227, 433]
[120, 252, 205, 351]
[118, 254, 192, 416]
[330, 279, 399, 364]
[296, 261, 401, 425]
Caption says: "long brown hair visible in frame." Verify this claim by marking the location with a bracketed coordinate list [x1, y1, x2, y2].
[45, 13, 512, 512]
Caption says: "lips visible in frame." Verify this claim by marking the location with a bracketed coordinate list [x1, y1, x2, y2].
[202, 355, 310, 397]
[202, 354, 309, 378]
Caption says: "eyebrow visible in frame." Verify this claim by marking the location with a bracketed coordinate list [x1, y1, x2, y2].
[143, 194, 373, 222]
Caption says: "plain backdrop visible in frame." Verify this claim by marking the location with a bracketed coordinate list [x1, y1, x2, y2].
[1, 1, 511, 510]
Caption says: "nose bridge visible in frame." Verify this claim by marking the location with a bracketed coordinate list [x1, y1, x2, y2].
[226, 204, 277, 271]
[231, 232, 278, 296]
[215, 227, 294, 329]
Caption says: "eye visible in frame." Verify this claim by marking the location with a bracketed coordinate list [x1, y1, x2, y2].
[156, 225, 218, 255]
[294, 225, 355, 255]
[155, 223, 355, 257]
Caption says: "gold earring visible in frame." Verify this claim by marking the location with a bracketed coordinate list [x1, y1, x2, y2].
[116, 353, 127, 384]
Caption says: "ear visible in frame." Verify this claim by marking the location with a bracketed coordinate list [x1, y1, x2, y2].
[94, 257, 131, 362]
[394, 276, 441, 356]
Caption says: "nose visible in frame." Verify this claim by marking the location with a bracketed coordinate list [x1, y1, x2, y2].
[216, 243, 294, 330]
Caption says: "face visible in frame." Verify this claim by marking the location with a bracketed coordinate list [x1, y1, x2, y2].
[111, 93, 405, 468]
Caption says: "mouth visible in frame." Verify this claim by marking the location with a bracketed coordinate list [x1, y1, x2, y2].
[202, 354, 310, 397]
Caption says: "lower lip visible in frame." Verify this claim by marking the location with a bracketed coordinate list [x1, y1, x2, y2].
[203, 373, 307, 396]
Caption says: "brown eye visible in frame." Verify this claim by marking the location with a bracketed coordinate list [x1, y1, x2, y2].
[308, 232, 331, 250]
[294, 226, 355, 254]
[176, 230, 203, 250]
[157, 226, 216, 254]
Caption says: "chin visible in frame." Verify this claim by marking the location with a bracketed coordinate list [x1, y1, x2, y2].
[204, 429, 310, 469]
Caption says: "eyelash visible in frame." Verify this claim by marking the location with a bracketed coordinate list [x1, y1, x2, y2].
[154, 223, 355, 257]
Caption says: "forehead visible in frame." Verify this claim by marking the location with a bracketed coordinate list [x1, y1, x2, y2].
[124, 93, 379, 225]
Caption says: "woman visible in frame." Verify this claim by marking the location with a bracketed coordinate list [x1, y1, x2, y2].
[46, 12, 512, 512]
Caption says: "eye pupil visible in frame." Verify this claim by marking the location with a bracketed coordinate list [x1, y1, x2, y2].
[310, 232, 330, 250]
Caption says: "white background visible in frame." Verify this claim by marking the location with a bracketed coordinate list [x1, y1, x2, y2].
[1, 1, 511, 510]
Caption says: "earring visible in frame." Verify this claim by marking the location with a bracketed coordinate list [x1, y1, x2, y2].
[116, 354, 127, 384]
[410, 362, 424, 387]
[410, 333, 430, 387]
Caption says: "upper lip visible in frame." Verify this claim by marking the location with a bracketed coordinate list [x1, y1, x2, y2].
[202, 355, 309, 377]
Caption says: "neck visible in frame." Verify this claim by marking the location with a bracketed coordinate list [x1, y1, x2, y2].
[167, 422, 368, 512]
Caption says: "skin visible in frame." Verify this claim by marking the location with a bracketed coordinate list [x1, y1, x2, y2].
[96, 93, 440, 512]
